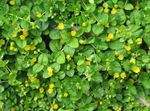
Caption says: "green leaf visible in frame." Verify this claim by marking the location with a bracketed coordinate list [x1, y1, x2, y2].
[49, 29, 61, 39]
[125, 3, 134, 10]
[56, 52, 65, 64]
[109, 61, 121, 73]
[49, 40, 61, 52]
[112, 0, 118, 3]
[109, 40, 124, 49]
[0, 85, 4, 93]
[89, 0, 94, 4]
[92, 24, 104, 35]
[128, 85, 137, 95]
[16, 39, 27, 48]
[38, 53, 48, 65]
[68, 38, 79, 48]
[33, 63, 44, 73]
[142, 79, 150, 89]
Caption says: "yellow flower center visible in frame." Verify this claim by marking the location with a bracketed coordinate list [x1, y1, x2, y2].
[47, 67, 53, 77]
[51, 103, 59, 110]
[104, 7, 110, 13]
[114, 73, 119, 79]
[19, 35, 26, 40]
[64, 92, 68, 97]
[57, 23, 64, 30]
[106, 33, 114, 42]
[79, 40, 84, 44]
[111, 7, 117, 14]
[9, 0, 15, 5]
[132, 66, 140, 73]
[124, 44, 131, 51]
[0, 39, 5, 45]
[120, 72, 126, 79]
[71, 30, 77, 37]
[85, 61, 91, 65]
[130, 58, 136, 64]
[39, 87, 44, 93]
[135, 38, 142, 45]
[36, 12, 42, 18]
[24, 45, 31, 51]
[66, 55, 72, 61]
[47, 88, 53, 94]
[118, 54, 124, 61]
[49, 83, 55, 89]
[82, 22, 87, 27]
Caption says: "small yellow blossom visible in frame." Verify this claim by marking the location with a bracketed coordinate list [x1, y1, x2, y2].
[30, 45, 36, 50]
[57, 23, 64, 30]
[9, 0, 15, 5]
[71, 30, 77, 37]
[0, 102, 3, 109]
[0, 39, 5, 45]
[19, 35, 26, 40]
[66, 55, 71, 61]
[79, 40, 84, 44]
[106, 33, 114, 42]
[85, 60, 91, 65]
[82, 22, 87, 27]
[28, 76, 37, 83]
[111, 7, 117, 14]
[47, 88, 53, 94]
[104, 7, 110, 13]
[51, 103, 59, 110]
[114, 73, 119, 79]
[39, 87, 44, 93]
[130, 58, 136, 64]
[12, 33, 17, 38]
[49, 83, 55, 89]
[114, 50, 118, 56]
[124, 44, 131, 51]
[105, 22, 110, 28]
[118, 54, 124, 61]
[9, 46, 14, 51]
[36, 12, 42, 18]
[31, 57, 37, 65]
[47, 67, 53, 77]
[22, 29, 28, 37]
[135, 38, 142, 45]
[135, 2, 140, 10]
[132, 66, 140, 73]
[64, 92, 68, 97]
[120, 72, 126, 79]
[24, 45, 31, 51]
[25, 81, 29, 87]
[10, 107, 15, 111]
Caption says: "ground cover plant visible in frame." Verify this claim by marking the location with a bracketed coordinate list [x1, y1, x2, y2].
[0, 0, 150, 110]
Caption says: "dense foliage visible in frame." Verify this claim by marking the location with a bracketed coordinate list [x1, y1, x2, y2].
[0, 0, 150, 110]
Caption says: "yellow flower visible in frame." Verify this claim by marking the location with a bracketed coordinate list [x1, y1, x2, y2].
[85, 61, 91, 65]
[120, 72, 126, 79]
[9, 46, 14, 51]
[104, 7, 110, 13]
[82, 22, 87, 27]
[135, 38, 142, 45]
[0, 39, 5, 45]
[114, 50, 118, 56]
[31, 57, 37, 65]
[9, 0, 15, 5]
[118, 54, 124, 61]
[51, 103, 59, 110]
[111, 7, 117, 14]
[47, 67, 53, 77]
[106, 33, 114, 42]
[64, 92, 68, 97]
[19, 35, 26, 40]
[130, 58, 136, 64]
[30, 45, 36, 50]
[24, 45, 31, 51]
[0, 102, 3, 109]
[36, 12, 42, 18]
[12, 33, 17, 38]
[47, 88, 53, 94]
[114, 73, 119, 79]
[71, 30, 77, 37]
[22, 29, 28, 37]
[66, 55, 71, 61]
[25, 80, 29, 87]
[28, 76, 38, 83]
[49, 83, 55, 89]
[39, 87, 44, 93]
[105, 22, 110, 28]
[57, 23, 64, 30]
[124, 44, 131, 51]
[79, 40, 84, 44]
[132, 66, 140, 73]
[135, 2, 140, 10]
[10, 107, 15, 111]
